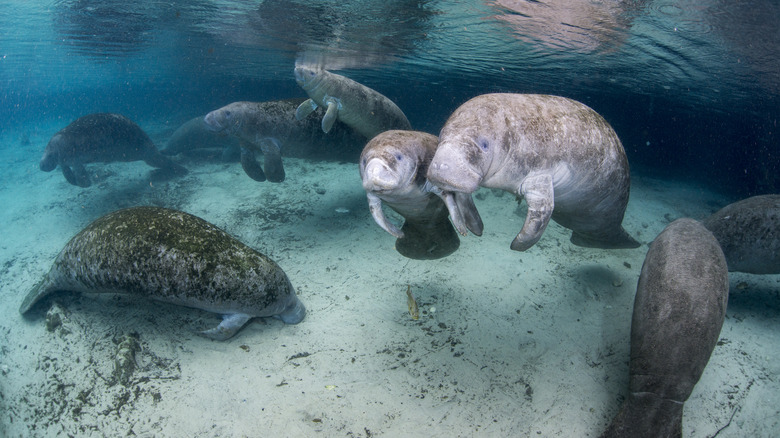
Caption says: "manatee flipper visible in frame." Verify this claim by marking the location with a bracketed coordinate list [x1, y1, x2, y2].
[425, 183, 470, 236]
[396, 216, 460, 260]
[367, 193, 403, 238]
[454, 192, 484, 236]
[295, 98, 317, 120]
[144, 151, 187, 171]
[274, 296, 306, 324]
[512, 173, 554, 251]
[570, 227, 640, 249]
[259, 137, 285, 183]
[239, 146, 266, 182]
[321, 99, 340, 133]
[146, 151, 189, 181]
[62, 163, 91, 187]
[201, 313, 252, 341]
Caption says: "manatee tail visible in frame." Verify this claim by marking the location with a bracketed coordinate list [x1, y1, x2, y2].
[19, 275, 55, 314]
[145, 151, 189, 177]
[599, 392, 683, 438]
[570, 227, 641, 249]
[395, 218, 460, 260]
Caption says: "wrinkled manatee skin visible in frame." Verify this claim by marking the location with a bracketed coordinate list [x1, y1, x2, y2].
[20, 206, 305, 340]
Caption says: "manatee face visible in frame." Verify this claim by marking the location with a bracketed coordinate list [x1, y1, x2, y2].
[429, 95, 517, 194]
[204, 104, 243, 133]
[40, 134, 62, 171]
[427, 136, 487, 194]
[294, 66, 321, 90]
[360, 145, 418, 195]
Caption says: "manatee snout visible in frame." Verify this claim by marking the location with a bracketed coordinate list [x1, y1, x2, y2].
[202, 111, 226, 132]
[427, 158, 481, 194]
[293, 66, 318, 87]
[39, 135, 61, 172]
[362, 158, 400, 192]
[39, 153, 57, 172]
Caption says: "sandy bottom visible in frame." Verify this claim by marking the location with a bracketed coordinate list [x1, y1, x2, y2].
[0, 121, 778, 437]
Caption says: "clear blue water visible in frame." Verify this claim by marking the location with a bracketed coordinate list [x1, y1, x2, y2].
[1, 0, 778, 194]
[1, 2, 779, 436]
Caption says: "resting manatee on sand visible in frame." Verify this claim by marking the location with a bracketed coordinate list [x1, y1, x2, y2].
[204, 99, 367, 183]
[19, 206, 306, 340]
[601, 218, 728, 438]
[702, 194, 780, 274]
[426, 93, 640, 251]
[294, 65, 411, 139]
[40, 113, 187, 187]
[360, 130, 480, 259]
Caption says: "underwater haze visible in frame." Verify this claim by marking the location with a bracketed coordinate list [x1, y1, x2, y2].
[1, 1, 779, 437]
[2, 0, 778, 194]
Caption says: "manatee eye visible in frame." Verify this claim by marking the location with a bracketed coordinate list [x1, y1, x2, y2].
[361, 157, 366, 166]
[478, 139, 489, 151]
[224, 110, 232, 117]
[395, 154, 403, 161]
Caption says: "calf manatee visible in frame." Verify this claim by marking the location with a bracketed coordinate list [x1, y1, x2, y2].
[360, 130, 478, 259]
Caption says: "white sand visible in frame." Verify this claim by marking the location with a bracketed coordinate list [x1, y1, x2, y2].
[0, 121, 778, 437]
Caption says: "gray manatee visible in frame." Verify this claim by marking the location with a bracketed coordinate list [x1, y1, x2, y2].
[702, 194, 780, 274]
[294, 66, 411, 139]
[360, 130, 480, 260]
[426, 93, 640, 251]
[20, 206, 305, 340]
[40, 113, 187, 187]
[601, 218, 728, 438]
[204, 99, 367, 183]
[161, 116, 241, 162]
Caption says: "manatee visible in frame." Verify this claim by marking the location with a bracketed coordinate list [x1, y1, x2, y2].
[601, 218, 728, 438]
[40, 113, 187, 187]
[204, 99, 367, 183]
[19, 206, 305, 340]
[702, 194, 780, 274]
[294, 66, 412, 139]
[160, 116, 241, 162]
[426, 93, 640, 251]
[360, 130, 479, 259]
